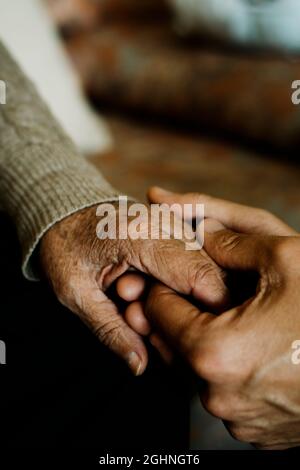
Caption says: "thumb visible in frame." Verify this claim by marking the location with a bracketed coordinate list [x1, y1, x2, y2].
[78, 286, 148, 376]
[203, 219, 272, 271]
[145, 283, 215, 365]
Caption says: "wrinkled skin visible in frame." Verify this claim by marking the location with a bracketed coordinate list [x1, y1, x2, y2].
[40, 202, 228, 375]
[118, 187, 297, 355]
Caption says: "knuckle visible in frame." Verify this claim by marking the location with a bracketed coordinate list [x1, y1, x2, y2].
[190, 334, 251, 384]
[228, 425, 260, 444]
[190, 349, 215, 380]
[218, 232, 242, 253]
[189, 341, 225, 381]
[201, 395, 233, 420]
[272, 237, 298, 267]
[191, 260, 219, 288]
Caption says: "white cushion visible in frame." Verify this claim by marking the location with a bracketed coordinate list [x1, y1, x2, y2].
[0, 0, 112, 154]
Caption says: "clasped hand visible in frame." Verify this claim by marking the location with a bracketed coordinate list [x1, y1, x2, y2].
[40, 185, 300, 449]
[119, 188, 300, 450]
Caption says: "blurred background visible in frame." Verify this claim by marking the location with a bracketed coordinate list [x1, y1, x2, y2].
[44, 0, 300, 227]
[4, 0, 300, 449]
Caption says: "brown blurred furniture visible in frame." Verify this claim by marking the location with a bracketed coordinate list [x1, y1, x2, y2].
[51, 0, 300, 229]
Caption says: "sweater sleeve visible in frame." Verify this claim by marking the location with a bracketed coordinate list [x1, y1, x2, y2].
[0, 39, 122, 280]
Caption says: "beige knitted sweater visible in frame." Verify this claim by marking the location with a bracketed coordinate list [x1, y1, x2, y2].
[0, 40, 121, 280]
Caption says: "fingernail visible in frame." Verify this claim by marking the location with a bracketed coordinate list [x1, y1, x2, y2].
[205, 219, 226, 233]
[127, 351, 142, 376]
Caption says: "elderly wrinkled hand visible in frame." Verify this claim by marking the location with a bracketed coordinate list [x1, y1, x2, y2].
[39, 202, 228, 376]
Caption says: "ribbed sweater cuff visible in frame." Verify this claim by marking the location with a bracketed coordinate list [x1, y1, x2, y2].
[1, 143, 123, 280]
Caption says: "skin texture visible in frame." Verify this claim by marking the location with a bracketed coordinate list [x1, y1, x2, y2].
[134, 188, 300, 449]
[117, 187, 298, 355]
[40, 201, 228, 375]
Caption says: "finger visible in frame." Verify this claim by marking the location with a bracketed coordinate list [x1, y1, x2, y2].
[78, 287, 148, 375]
[148, 187, 297, 236]
[203, 221, 273, 271]
[133, 238, 229, 310]
[123, 300, 173, 363]
[149, 333, 174, 365]
[145, 283, 215, 361]
[116, 273, 146, 302]
[124, 301, 151, 336]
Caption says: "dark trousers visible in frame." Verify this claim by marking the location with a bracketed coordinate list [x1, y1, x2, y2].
[0, 214, 189, 449]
